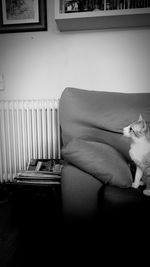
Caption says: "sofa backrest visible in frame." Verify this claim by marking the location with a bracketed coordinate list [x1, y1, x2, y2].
[59, 87, 150, 162]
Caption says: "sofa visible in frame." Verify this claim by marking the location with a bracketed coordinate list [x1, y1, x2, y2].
[59, 87, 150, 232]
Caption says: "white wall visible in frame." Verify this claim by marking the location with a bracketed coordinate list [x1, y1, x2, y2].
[0, 0, 150, 100]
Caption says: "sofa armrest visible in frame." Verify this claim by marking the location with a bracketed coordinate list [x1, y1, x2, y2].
[61, 163, 102, 225]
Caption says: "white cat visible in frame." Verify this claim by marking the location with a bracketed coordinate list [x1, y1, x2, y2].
[123, 115, 150, 196]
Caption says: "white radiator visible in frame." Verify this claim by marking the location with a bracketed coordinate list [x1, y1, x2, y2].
[0, 99, 61, 182]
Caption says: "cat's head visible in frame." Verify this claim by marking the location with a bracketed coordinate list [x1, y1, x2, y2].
[123, 114, 148, 140]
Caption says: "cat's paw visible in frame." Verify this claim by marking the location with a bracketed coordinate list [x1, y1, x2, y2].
[132, 182, 140, 188]
[143, 189, 150, 196]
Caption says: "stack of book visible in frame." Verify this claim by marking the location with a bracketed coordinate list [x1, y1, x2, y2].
[64, 0, 150, 13]
[14, 171, 61, 184]
[14, 159, 64, 184]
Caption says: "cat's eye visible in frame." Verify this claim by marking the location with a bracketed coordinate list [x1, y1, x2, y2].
[129, 127, 133, 132]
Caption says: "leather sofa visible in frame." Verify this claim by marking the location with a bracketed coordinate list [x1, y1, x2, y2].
[59, 87, 150, 232]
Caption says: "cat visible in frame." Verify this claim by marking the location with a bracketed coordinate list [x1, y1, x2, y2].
[123, 114, 150, 196]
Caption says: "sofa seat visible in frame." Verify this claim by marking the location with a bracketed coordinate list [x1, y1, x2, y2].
[100, 184, 149, 209]
[98, 184, 150, 234]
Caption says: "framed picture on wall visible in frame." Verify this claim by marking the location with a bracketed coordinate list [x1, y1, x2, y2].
[0, 0, 47, 33]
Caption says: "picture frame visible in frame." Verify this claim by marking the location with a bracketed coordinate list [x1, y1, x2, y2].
[0, 0, 47, 33]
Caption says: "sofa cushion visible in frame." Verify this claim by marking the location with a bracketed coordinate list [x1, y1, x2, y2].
[59, 87, 150, 162]
[62, 139, 133, 188]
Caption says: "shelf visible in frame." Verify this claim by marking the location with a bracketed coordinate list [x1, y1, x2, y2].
[55, 1, 150, 31]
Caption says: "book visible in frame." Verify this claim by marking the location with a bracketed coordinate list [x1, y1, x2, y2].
[14, 179, 60, 185]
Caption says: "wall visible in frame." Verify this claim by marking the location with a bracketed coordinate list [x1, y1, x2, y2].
[0, 0, 150, 100]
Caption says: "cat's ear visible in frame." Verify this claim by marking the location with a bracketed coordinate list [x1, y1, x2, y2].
[139, 114, 147, 131]
[138, 114, 143, 121]
[143, 120, 147, 131]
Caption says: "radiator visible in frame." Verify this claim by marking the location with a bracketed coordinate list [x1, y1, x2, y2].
[0, 99, 61, 182]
